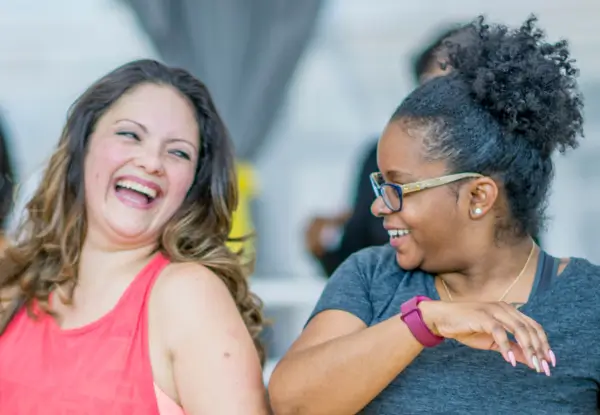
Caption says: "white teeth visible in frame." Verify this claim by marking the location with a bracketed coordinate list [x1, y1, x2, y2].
[388, 229, 410, 238]
[115, 180, 158, 199]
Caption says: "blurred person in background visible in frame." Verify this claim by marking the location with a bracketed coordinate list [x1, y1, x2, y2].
[0, 60, 268, 414]
[0, 115, 16, 252]
[270, 16, 598, 414]
[305, 23, 477, 277]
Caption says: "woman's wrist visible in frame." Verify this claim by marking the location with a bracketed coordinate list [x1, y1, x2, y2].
[417, 300, 443, 337]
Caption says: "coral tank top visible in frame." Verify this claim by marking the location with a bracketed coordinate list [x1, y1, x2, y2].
[0, 253, 185, 415]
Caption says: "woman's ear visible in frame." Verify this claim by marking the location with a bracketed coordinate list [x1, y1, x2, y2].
[465, 177, 498, 220]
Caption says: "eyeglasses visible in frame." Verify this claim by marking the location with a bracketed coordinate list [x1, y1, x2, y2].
[369, 172, 483, 212]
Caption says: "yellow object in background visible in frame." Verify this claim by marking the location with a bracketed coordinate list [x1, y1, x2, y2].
[227, 162, 258, 257]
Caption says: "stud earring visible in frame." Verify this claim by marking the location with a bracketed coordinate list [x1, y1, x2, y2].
[473, 207, 482, 216]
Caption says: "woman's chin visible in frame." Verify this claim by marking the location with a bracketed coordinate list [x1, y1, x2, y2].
[395, 251, 420, 271]
[106, 222, 159, 245]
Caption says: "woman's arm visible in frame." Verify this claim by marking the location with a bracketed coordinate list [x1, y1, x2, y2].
[268, 249, 424, 415]
[268, 243, 551, 415]
[269, 309, 424, 415]
[157, 263, 269, 415]
[270, 301, 553, 415]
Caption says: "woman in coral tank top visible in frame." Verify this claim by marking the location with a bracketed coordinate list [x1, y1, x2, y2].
[0, 60, 269, 414]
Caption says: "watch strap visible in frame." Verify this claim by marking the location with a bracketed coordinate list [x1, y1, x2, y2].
[400, 295, 444, 348]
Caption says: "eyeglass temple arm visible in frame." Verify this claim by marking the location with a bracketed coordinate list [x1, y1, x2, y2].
[402, 173, 482, 194]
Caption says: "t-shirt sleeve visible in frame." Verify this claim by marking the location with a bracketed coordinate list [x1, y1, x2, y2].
[307, 250, 373, 326]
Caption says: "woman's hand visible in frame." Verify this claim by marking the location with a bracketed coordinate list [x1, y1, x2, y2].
[419, 301, 555, 376]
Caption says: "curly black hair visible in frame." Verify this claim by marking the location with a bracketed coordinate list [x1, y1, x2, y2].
[393, 15, 584, 238]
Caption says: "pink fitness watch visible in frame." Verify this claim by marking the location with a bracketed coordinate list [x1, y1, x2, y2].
[400, 295, 444, 347]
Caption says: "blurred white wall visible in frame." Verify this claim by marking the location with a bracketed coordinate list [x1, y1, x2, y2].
[0, 0, 157, 179]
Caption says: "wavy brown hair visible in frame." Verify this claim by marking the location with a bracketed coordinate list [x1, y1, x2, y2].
[0, 59, 265, 363]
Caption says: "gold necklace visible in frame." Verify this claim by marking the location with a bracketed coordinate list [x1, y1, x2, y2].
[441, 241, 536, 302]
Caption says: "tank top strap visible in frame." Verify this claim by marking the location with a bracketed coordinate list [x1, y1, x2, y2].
[113, 252, 171, 324]
[131, 251, 170, 298]
[137, 252, 170, 287]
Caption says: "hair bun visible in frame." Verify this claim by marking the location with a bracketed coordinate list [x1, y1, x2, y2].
[446, 15, 584, 158]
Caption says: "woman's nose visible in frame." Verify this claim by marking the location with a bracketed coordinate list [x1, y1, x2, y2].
[134, 147, 165, 175]
[371, 196, 392, 217]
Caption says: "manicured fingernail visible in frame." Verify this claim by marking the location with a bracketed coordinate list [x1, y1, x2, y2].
[548, 350, 556, 367]
[542, 360, 551, 377]
[532, 356, 541, 372]
[508, 351, 516, 367]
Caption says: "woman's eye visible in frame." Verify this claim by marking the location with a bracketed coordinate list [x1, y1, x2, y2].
[117, 131, 140, 140]
[170, 149, 191, 160]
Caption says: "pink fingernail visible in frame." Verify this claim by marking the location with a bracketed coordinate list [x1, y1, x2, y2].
[542, 360, 551, 377]
[508, 350, 516, 367]
[548, 350, 556, 367]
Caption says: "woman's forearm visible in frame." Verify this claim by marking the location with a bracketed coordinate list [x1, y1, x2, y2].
[268, 316, 424, 415]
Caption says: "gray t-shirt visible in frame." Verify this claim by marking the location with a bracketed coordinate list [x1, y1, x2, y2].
[309, 245, 600, 414]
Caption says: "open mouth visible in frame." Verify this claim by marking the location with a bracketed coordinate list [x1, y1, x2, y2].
[388, 229, 410, 239]
[115, 179, 159, 206]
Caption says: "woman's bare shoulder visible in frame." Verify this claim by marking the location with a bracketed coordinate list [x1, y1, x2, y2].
[154, 262, 231, 301]
[150, 261, 242, 330]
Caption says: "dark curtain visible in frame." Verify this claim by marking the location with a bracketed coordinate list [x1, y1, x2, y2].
[123, 0, 324, 160]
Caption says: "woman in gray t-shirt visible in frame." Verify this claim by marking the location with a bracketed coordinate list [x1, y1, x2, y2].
[269, 16, 598, 414]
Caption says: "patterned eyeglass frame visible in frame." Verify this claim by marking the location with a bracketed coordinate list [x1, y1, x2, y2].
[369, 172, 484, 212]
